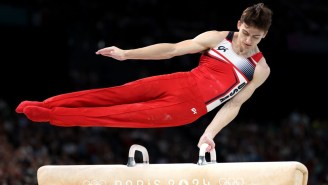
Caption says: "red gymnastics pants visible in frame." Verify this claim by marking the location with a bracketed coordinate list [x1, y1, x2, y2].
[41, 72, 207, 128]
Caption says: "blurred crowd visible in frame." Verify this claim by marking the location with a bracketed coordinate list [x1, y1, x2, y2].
[0, 99, 327, 185]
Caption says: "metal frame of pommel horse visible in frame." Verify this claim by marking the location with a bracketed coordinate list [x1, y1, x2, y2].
[37, 143, 309, 185]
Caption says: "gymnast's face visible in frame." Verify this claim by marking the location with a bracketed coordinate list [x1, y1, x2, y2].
[237, 21, 267, 50]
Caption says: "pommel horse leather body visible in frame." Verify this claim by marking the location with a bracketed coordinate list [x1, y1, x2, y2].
[37, 144, 308, 185]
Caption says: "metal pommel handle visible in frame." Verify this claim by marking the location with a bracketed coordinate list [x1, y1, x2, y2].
[197, 143, 217, 165]
[127, 144, 150, 167]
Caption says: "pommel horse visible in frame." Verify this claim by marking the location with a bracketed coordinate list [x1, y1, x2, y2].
[37, 144, 308, 185]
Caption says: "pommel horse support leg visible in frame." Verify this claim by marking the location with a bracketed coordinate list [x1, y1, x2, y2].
[37, 144, 308, 185]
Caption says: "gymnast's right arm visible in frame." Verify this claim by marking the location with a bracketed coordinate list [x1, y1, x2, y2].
[95, 31, 225, 61]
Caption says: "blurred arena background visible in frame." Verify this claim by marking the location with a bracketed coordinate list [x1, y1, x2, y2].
[0, 0, 327, 184]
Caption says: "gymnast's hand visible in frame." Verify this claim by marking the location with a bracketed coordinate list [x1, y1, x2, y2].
[198, 134, 215, 152]
[96, 46, 126, 61]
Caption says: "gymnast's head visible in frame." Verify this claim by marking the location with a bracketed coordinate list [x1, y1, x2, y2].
[236, 2, 273, 43]
[239, 3, 273, 32]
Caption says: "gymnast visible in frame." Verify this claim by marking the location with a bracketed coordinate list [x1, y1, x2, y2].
[16, 3, 273, 152]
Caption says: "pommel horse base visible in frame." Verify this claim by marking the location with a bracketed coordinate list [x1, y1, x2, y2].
[37, 144, 308, 185]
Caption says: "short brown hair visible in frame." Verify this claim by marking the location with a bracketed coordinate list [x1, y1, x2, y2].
[240, 3, 273, 31]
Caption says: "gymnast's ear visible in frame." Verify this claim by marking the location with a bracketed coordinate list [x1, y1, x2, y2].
[237, 20, 242, 30]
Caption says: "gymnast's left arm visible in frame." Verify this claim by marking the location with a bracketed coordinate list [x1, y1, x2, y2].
[197, 58, 271, 152]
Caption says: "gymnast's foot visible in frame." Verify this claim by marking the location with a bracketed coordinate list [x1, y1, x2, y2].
[23, 106, 50, 122]
[16, 101, 45, 113]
